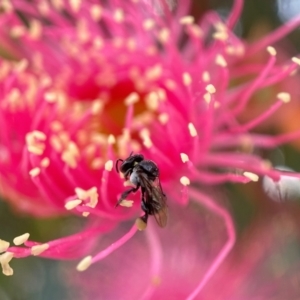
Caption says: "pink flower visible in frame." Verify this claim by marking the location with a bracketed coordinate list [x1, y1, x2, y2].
[67, 204, 300, 300]
[0, 0, 300, 298]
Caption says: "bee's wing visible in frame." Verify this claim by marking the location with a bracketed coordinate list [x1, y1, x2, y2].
[138, 173, 168, 228]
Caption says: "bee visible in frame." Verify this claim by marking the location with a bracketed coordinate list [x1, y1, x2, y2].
[116, 153, 168, 230]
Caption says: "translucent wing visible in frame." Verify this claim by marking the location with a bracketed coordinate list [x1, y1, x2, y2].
[138, 172, 168, 228]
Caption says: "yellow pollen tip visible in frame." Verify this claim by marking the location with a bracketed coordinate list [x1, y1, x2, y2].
[45, 92, 57, 103]
[124, 92, 139, 106]
[291, 57, 300, 66]
[69, 0, 81, 12]
[180, 176, 190, 186]
[204, 93, 211, 104]
[108, 134, 116, 144]
[243, 172, 259, 182]
[105, 160, 113, 171]
[277, 92, 291, 103]
[31, 243, 49, 256]
[13, 233, 30, 246]
[32, 130, 47, 140]
[266, 46, 277, 56]
[0, 252, 14, 276]
[114, 8, 124, 23]
[0, 252, 13, 264]
[77, 256, 92, 271]
[135, 218, 147, 231]
[215, 54, 227, 67]
[140, 129, 153, 148]
[179, 16, 194, 25]
[202, 71, 210, 82]
[206, 84, 216, 94]
[145, 91, 159, 111]
[119, 200, 134, 207]
[65, 199, 82, 210]
[143, 18, 155, 30]
[40, 157, 50, 168]
[91, 100, 103, 115]
[0, 240, 10, 253]
[213, 31, 228, 41]
[29, 167, 41, 177]
[188, 122, 197, 137]
[158, 28, 170, 44]
[180, 153, 189, 163]
[90, 4, 102, 21]
[183, 72, 192, 86]
[158, 113, 169, 124]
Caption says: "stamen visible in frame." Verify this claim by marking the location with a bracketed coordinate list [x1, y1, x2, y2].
[202, 71, 210, 82]
[29, 167, 41, 177]
[143, 19, 155, 30]
[51, 0, 64, 10]
[183, 72, 192, 86]
[0, 252, 14, 276]
[243, 172, 259, 182]
[77, 256, 92, 271]
[205, 84, 216, 94]
[108, 134, 116, 145]
[145, 92, 159, 111]
[180, 176, 190, 186]
[204, 93, 211, 104]
[140, 129, 153, 148]
[179, 16, 194, 25]
[29, 20, 42, 40]
[124, 92, 139, 106]
[145, 65, 163, 81]
[157, 28, 170, 44]
[65, 199, 82, 210]
[180, 153, 189, 163]
[91, 100, 104, 115]
[277, 92, 291, 103]
[267, 46, 277, 56]
[158, 113, 169, 124]
[69, 0, 81, 13]
[0, 240, 10, 253]
[13, 233, 30, 246]
[104, 160, 113, 171]
[213, 29, 228, 41]
[119, 200, 134, 207]
[188, 24, 203, 38]
[215, 55, 227, 67]
[292, 57, 300, 66]
[31, 243, 49, 256]
[114, 9, 124, 23]
[188, 122, 197, 137]
[40, 157, 50, 168]
[90, 5, 103, 21]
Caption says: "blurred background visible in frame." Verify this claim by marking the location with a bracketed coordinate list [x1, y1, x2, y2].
[1, 0, 300, 299]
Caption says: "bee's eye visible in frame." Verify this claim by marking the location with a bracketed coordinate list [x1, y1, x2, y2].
[120, 161, 132, 173]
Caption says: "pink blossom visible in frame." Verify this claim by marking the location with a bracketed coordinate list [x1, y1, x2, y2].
[67, 204, 300, 300]
[0, 0, 300, 298]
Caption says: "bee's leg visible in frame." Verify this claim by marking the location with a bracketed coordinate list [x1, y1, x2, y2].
[136, 189, 149, 231]
[115, 184, 140, 207]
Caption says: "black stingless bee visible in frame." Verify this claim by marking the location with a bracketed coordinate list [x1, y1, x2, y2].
[116, 153, 168, 230]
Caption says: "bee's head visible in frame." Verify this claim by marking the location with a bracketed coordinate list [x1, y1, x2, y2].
[116, 154, 144, 174]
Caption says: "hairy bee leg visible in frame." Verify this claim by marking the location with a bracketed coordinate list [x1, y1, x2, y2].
[115, 185, 140, 207]
[140, 213, 148, 224]
[135, 213, 148, 231]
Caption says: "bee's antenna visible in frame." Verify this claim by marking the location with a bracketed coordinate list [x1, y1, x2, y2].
[129, 151, 133, 157]
[115, 159, 123, 173]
